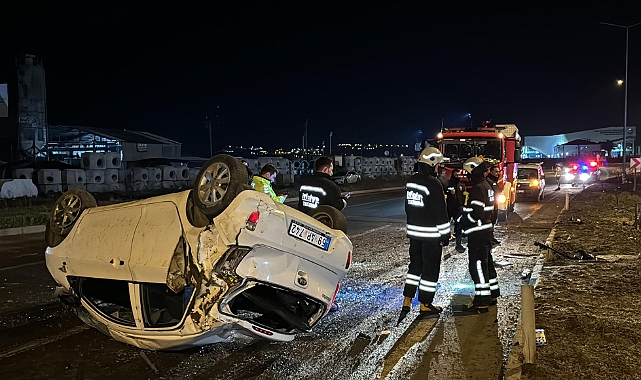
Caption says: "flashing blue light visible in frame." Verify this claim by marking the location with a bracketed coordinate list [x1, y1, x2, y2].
[581, 165, 588, 171]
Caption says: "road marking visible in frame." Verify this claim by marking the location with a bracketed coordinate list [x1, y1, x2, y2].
[0, 325, 89, 359]
[350, 225, 391, 238]
[0, 261, 44, 272]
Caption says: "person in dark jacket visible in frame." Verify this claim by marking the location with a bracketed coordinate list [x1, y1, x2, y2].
[298, 156, 349, 313]
[486, 164, 502, 246]
[445, 168, 467, 253]
[398, 147, 450, 324]
[297, 156, 349, 214]
[459, 156, 500, 313]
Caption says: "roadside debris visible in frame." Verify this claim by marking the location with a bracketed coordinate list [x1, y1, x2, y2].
[533, 241, 603, 261]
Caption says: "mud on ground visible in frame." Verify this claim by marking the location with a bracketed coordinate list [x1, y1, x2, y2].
[522, 183, 641, 380]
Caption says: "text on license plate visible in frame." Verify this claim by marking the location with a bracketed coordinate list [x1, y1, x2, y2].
[288, 220, 331, 251]
[517, 190, 525, 193]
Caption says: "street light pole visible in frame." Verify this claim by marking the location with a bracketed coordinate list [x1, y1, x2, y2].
[329, 131, 333, 155]
[601, 21, 641, 183]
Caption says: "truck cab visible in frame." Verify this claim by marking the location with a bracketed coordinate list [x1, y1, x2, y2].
[435, 122, 522, 221]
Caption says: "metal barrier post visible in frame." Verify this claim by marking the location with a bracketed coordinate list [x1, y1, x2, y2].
[564, 193, 569, 211]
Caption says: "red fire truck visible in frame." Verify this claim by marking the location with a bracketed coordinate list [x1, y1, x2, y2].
[435, 122, 522, 222]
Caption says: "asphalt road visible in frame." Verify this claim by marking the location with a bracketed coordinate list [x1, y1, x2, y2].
[0, 183, 586, 379]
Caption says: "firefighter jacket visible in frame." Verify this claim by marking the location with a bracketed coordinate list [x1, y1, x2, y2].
[404, 173, 451, 241]
[445, 176, 466, 220]
[298, 172, 346, 214]
[461, 176, 495, 235]
[486, 175, 501, 224]
[251, 176, 286, 204]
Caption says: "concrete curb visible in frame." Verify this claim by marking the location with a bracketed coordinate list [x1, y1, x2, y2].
[1, 187, 407, 237]
[0, 224, 46, 237]
[505, 189, 583, 379]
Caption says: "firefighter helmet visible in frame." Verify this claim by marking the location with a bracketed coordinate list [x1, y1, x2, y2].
[463, 156, 484, 174]
[418, 147, 444, 167]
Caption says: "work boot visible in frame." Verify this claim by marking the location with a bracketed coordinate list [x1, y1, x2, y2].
[402, 296, 412, 311]
[418, 303, 442, 318]
[396, 297, 413, 326]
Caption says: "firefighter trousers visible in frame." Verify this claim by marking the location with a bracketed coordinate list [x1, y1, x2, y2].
[467, 231, 500, 305]
[403, 239, 443, 304]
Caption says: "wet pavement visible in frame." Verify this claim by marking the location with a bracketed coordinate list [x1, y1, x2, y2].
[0, 184, 585, 379]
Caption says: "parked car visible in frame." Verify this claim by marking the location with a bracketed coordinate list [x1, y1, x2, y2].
[44, 154, 352, 350]
[332, 170, 361, 185]
[515, 163, 545, 201]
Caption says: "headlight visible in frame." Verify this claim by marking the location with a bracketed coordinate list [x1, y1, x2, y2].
[530, 179, 539, 187]
[564, 173, 575, 180]
[498, 194, 507, 204]
[579, 173, 590, 181]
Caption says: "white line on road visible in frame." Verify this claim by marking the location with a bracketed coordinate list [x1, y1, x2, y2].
[0, 325, 90, 359]
[0, 261, 44, 272]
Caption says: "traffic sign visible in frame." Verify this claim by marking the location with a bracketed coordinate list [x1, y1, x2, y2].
[630, 158, 641, 169]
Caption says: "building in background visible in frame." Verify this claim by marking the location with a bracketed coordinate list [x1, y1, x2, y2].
[523, 126, 637, 159]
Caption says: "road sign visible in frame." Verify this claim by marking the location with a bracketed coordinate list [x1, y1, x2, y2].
[630, 158, 641, 169]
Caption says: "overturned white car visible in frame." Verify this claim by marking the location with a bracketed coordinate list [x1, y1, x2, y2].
[44, 155, 352, 350]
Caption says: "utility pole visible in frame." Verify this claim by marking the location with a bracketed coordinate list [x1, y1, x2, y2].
[329, 131, 333, 155]
[304, 118, 308, 160]
[601, 21, 641, 183]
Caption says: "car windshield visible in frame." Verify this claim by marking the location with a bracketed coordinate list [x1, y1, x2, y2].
[441, 138, 502, 162]
[518, 168, 538, 180]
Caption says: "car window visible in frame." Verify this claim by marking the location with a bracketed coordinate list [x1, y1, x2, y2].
[141, 283, 194, 328]
[80, 278, 136, 326]
[517, 168, 538, 180]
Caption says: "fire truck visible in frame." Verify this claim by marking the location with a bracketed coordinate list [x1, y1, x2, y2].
[434, 121, 522, 222]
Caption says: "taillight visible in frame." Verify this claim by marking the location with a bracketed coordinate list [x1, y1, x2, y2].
[246, 211, 259, 231]
[571, 164, 578, 171]
[345, 251, 352, 270]
[590, 161, 597, 167]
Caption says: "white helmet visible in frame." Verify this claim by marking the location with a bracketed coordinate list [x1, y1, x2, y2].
[463, 156, 484, 174]
[418, 147, 444, 167]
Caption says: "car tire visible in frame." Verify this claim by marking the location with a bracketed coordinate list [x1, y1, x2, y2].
[309, 205, 348, 233]
[193, 154, 247, 219]
[46, 189, 97, 247]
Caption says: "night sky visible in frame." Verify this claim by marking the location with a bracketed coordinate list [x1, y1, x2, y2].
[2, 1, 640, 156]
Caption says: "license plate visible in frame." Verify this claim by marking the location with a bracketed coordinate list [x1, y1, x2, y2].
[517, 190, 525, 193]
[288, 220, 331, 251]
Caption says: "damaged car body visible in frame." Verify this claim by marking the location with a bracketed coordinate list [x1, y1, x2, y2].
[44, 154, 352, 350]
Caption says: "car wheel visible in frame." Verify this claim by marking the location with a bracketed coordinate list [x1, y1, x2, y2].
[309, 205, 348, 233]
[46, 189, 97, 247]
[193, 154, 247, 219]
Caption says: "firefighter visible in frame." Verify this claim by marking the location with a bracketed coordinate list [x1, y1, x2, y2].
[445, 168, 467, 253]
[398, 147, 450, 324]
[459, 156, 501, 313]
[486, 163, 502, 246]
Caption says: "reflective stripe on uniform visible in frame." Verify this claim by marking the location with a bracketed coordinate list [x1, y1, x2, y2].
[471, 200, 485, 207]
[406, 183, 429, 194]
[419, 279, 437, 293]
[300, 185, 327, 196]
[462, 223, 493, 235]
[489, 277, 499, 291]
[405, 273, 420, 286]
